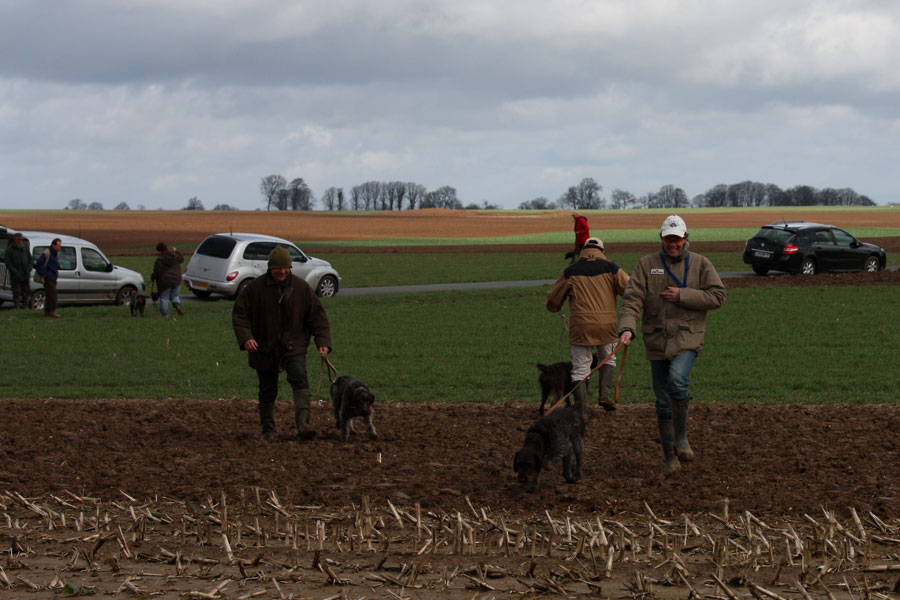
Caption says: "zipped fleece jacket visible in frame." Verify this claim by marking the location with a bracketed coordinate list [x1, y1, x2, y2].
[232, 272, 332, 371]
[618, 242, 726, 361]
[546, 246, 630, 346]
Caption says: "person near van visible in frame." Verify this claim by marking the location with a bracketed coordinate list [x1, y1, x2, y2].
[232, 245, 332, 442]
[34, 238, 61, 318]
[3, 232, 32, 309]
[547, 236, 630, 413]
[618, 215, 726, 473]
[151, 242, 184, 316]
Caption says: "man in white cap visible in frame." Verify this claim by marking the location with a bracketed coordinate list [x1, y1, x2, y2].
[547, 236, 630, 416]
[618, 215, 726, 473]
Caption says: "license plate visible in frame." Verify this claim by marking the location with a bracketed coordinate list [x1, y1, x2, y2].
[753, 250, 772, 258]
[193, 281, 208, 289]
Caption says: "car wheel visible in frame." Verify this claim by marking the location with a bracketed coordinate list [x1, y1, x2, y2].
[116, 285, 136, 306]
[232, 279, 252, 300]
[800, 258, 817, 275]
[192, 288, 213, 299]
[28, 290, 46, 310]
[864, 256, 881, 272]
[316, 275, 338, 297]
[752, 265, 769, 275]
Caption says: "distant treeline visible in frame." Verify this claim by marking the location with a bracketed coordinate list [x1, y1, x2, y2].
[63, 176, 876, 211]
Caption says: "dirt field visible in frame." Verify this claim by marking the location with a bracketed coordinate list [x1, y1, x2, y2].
[2, 209, 899, 599]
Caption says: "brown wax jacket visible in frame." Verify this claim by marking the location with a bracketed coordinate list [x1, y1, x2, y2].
[546, 246, 630, 346]
[618, 242, 726, 360]
[232, 272, 332, 371]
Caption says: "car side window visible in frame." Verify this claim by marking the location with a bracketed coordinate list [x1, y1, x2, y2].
[279, 244, 303, 263]
[33, 246, 77, 270]
[832, 229, 854, 246]
[815, 230, 834, 245]
[81, 247, 109, 272]
[243, 242, 276, 261]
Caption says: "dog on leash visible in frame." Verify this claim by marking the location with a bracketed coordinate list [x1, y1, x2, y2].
[513, 396, 586, 493]
[330, 375, 378, 442]
[536, 353, 599, 415]
[129, 290, 147, 317]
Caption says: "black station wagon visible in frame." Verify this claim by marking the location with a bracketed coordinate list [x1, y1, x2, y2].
[743, 221, 887, 275]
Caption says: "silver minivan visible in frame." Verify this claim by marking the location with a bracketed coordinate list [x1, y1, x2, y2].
[0, 227, 146, 310]
[183, 233, 341, 298]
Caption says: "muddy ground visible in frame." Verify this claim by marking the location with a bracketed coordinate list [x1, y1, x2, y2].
[2, 209, 899, 598]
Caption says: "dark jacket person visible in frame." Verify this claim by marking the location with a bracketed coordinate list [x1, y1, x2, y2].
[232, 245, 332, 441]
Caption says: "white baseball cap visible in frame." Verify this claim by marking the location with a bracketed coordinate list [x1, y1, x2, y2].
[660, 215, 687, 238]
[585, 237, 604, 250]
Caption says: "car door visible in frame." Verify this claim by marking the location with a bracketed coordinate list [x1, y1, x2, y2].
[830, 228, 863, 271]
[34, 245, 80, 301]
[812, 229, 840, 271]
[78, 246, 118, 301]
[242, 242, 277, 278]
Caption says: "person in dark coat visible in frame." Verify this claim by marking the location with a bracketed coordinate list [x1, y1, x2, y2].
[151, 242, 184, 316]
[232, 245, 332, 441]
[34, 238, 61, 318]
[3, 232, 32, 309]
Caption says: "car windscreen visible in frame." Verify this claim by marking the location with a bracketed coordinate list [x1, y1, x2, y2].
[195, 236, 237, 259]
[755, 228, 793, 244]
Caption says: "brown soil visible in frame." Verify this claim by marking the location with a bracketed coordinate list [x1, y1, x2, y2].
[2, 209, 899, 598]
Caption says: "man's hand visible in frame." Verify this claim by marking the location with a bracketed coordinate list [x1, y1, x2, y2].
[620, 331, 633, 346]
[319, 346, 330, 356]
[244, 339, 259, 351]
[660, 286, 681, 303]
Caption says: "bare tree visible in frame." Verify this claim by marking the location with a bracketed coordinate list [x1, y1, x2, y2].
[518, 197, 555, 210]
[87, 201, 104, 210]
[559, 177, 604, 209]
[384, 181, 407, 210]
[406, 182, 426, 210]
[114, 202, 130, 210]
[609, 189, 635, 210]
[421, 185, 461, 209]
[212, 203, 236, 210]
[288, 178, 315, 210]
[66, 198, 87, 210]
[321, 187, 340, 211]
[183, 196, 205, 210]
[260, 174, 287, 210]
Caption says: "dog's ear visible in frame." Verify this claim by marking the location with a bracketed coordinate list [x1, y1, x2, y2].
[513, 450, 521, 472]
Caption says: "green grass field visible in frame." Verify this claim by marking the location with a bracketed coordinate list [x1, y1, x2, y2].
[2, 282, 897, 404]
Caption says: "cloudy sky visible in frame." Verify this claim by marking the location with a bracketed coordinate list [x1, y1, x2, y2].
[1, 0, 898, 210]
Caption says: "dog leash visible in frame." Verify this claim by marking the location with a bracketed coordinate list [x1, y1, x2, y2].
[544, 341, 628, 416]
[314, 355, 341, 399]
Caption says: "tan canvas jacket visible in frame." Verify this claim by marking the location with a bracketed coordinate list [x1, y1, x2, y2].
[618, 243, 726, 360]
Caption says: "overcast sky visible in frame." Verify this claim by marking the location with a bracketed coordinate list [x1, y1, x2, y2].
[1, 1, 898, 211]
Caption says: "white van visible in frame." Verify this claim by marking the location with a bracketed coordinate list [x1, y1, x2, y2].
[0, 226, 146, 310]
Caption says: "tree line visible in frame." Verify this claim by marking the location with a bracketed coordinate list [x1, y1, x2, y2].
[62, 177, 875, 211]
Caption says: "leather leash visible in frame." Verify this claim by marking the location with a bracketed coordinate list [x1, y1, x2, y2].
[315, 355, 341, 399]
[544, 341, 628, 416]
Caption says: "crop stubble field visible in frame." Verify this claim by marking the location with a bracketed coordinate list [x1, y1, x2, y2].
[1, 209, 899, 599]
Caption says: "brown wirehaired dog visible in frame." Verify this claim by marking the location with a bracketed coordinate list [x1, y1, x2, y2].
[129, 290, 147, 317]
[513, 398, 585, 493]
[536, 354, 598, 415]
[330, 375, 378, 442]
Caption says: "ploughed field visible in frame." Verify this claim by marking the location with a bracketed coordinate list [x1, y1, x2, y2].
[2, 209, 899, 599]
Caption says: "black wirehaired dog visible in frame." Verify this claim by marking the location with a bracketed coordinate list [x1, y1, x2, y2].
[513, 399, 585, 493]
[129, 290, 147, 317]
[536, 354, 599, 415]
[330, 375, 378, 442]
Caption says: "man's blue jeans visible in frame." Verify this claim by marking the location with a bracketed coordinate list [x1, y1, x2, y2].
[650, 351, 697, 420]
[158, 285, 181, 316]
